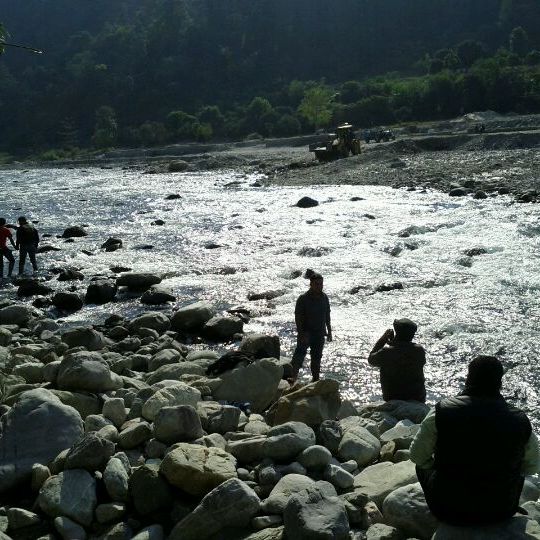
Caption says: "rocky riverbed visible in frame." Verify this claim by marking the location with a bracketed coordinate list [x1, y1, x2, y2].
[1, 305, 540, 540]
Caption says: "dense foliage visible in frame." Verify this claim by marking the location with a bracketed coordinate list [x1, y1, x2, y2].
[1, 0, 540, 155]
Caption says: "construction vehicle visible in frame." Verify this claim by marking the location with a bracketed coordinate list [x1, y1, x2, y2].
[309, 123, 361, 162]
[364, 128, 395, 143]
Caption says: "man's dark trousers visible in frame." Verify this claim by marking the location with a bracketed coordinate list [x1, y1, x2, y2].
[19, 244, 38, 273]
[291, 333, 325, 380]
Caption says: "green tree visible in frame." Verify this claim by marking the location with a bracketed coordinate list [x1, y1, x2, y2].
[298, 86, 333, 129]
[456, 40, 486, 68]
[340, 81, 363, 104]
[275, 115, 301, 136]
[166, 110, 198, 139]
[510, 27, 530, 57]
[526, 50, 540, 65]
[92, 106, 117, 148]
[197, 105, 224, 131]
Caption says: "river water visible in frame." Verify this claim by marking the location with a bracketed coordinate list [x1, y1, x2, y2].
[1, 167, 540, 424]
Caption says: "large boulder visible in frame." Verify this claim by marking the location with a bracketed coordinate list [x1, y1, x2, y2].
[62, 226, 87, 238]
[239, 333, 281, 359]
[353, 460, 417, 506]
[267, 379, 341, 426]
[129, 312, 171, 334]
[170, 301, 216, 333]
[61, 326, 108, 351]
[141, 286, 176, 305]
[263, 474, 315, 513]
[168, 478, 260, 540]
[0, 304, 35, 326]
[129, 463, 172, 516]
[64, 433, 115, 472]
[213, 358, 283, 413]
[57, 351, 123, 392]
[154, 405, 204, 444]
[116, 273, 162, 291]
[382, 482, 438, 539]
[85, 281, 118, 305]
[203, 316, 244, 341]
[160, 443, 237, 496]
[432, 516, 540, 539]
[380, 421, 420, 450]
[104, 456, 130, 502]
[52, 292, 84, 312]
[0, 389, 83, 494]
[146, 362, 205, 384]
[283, 482, 350, 539]
[263, 422, 316, 462]
[38, 469, 97, 526]
[338, 417, 381, 467]
[142, 383, 201, 421]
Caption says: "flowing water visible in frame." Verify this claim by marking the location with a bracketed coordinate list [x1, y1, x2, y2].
[1, 167, 540, 424]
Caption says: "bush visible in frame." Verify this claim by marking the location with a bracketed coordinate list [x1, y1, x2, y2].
[275, 114, 301, 136]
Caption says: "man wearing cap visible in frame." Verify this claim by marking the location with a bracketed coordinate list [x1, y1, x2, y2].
[368, 318, 426, 402]
[291, 272, 332, 382]
[410, 356, 539, 525]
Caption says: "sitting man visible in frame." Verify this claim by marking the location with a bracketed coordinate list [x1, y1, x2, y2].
[368, 318, 426, 402]
[410, 356, 539, 526]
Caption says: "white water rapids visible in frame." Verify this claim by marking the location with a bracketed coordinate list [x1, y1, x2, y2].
[1, 167, 540, 424]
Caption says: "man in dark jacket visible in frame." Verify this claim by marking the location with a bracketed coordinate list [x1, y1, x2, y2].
[368, 318, 426, 402]
[291, 272, 332, 382]
[410, 356, 539, 526]
[16, 216, 39, 274]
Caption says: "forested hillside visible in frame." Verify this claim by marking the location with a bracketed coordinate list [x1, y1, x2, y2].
[1, 0, 540, 156]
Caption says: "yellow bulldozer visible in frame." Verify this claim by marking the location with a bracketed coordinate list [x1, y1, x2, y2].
[309, 123, 361, 162]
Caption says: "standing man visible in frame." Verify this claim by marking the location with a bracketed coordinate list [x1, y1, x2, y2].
[0, 218, 16, 279]
[16, 216, 39, 274]
[410, 356, 539, 526]
[291, 271, 332, 382]
[368, 318, 426, 402]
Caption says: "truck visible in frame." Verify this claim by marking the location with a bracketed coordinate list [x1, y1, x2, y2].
[309, 123, 362, 162]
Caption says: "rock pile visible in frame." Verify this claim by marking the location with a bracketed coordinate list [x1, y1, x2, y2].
[0, 304, 539, 539]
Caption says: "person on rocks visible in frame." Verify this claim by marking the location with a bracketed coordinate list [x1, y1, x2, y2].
[0, 217, 17, 279]
[368, 318, 426, 402]
[290, 271, 332, 382]
[16, 216, 39, 275]
[410, 355, 539, 526]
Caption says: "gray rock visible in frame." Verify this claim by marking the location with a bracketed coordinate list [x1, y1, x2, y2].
[283, 483, 350, 539]
[85, 281, 118, 305]
[0, 389, 83, 494]
[338, 419, 381, 466]
[95, 502, 126, 524]
[118, 421, 152, 449]
[382, 482, 438, 539]
[160, 443, 238, 496]
[0, 328, 12, 347]
[141, 287, 176, 305]
[324, 464, 354, 490]
[380, 421, 420, 450]
[0, 304, 35, 326]
[52, 292, 84, 312]
[61, 326, 108, 351]
[142, 383, 201, 421]
[170, 301, 216, 333]
[7, 507, 41, 529]
[129, 312, 170, 334]
[31, 463, 51, 492]
[168, 478, 261, 540]
[365, 523, 403, 540]
[353, 460, 417, 507]
[296, 196, 319, 208]
[203, 315, 244, 341]
[54, 516, 87, 540]
[318, 420, 343, 454]
[116, 273, 162, 291]
[521, 478, 540, 505]
[239, 333, 280, 359]
[129, 463, 172, 516]
[264, 422, 316, 462]
[64, 433, 115, 471]
[102, 398, 127, 428]
[214, 358, 283, 413]
[263, 474, 315, 513]
[240, 528, 284, 540]
[148, 348, 181, 372]
[131, 525, 164, 540]
[85, 414, 114, 433]
[432, 516, 540, 539]
[154, 405, 203, 444]
[522, 500, 540, 522]
[298, 445, 332, 470]
[39, 469, 97, 526]
[227, 436, 266, 464]
[358, 401, 429, 425]
[104, 457, 130, 502]
[207, 405, 241, 434]
[62, 226, 87, 238]
[57, 351, 122, 392]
